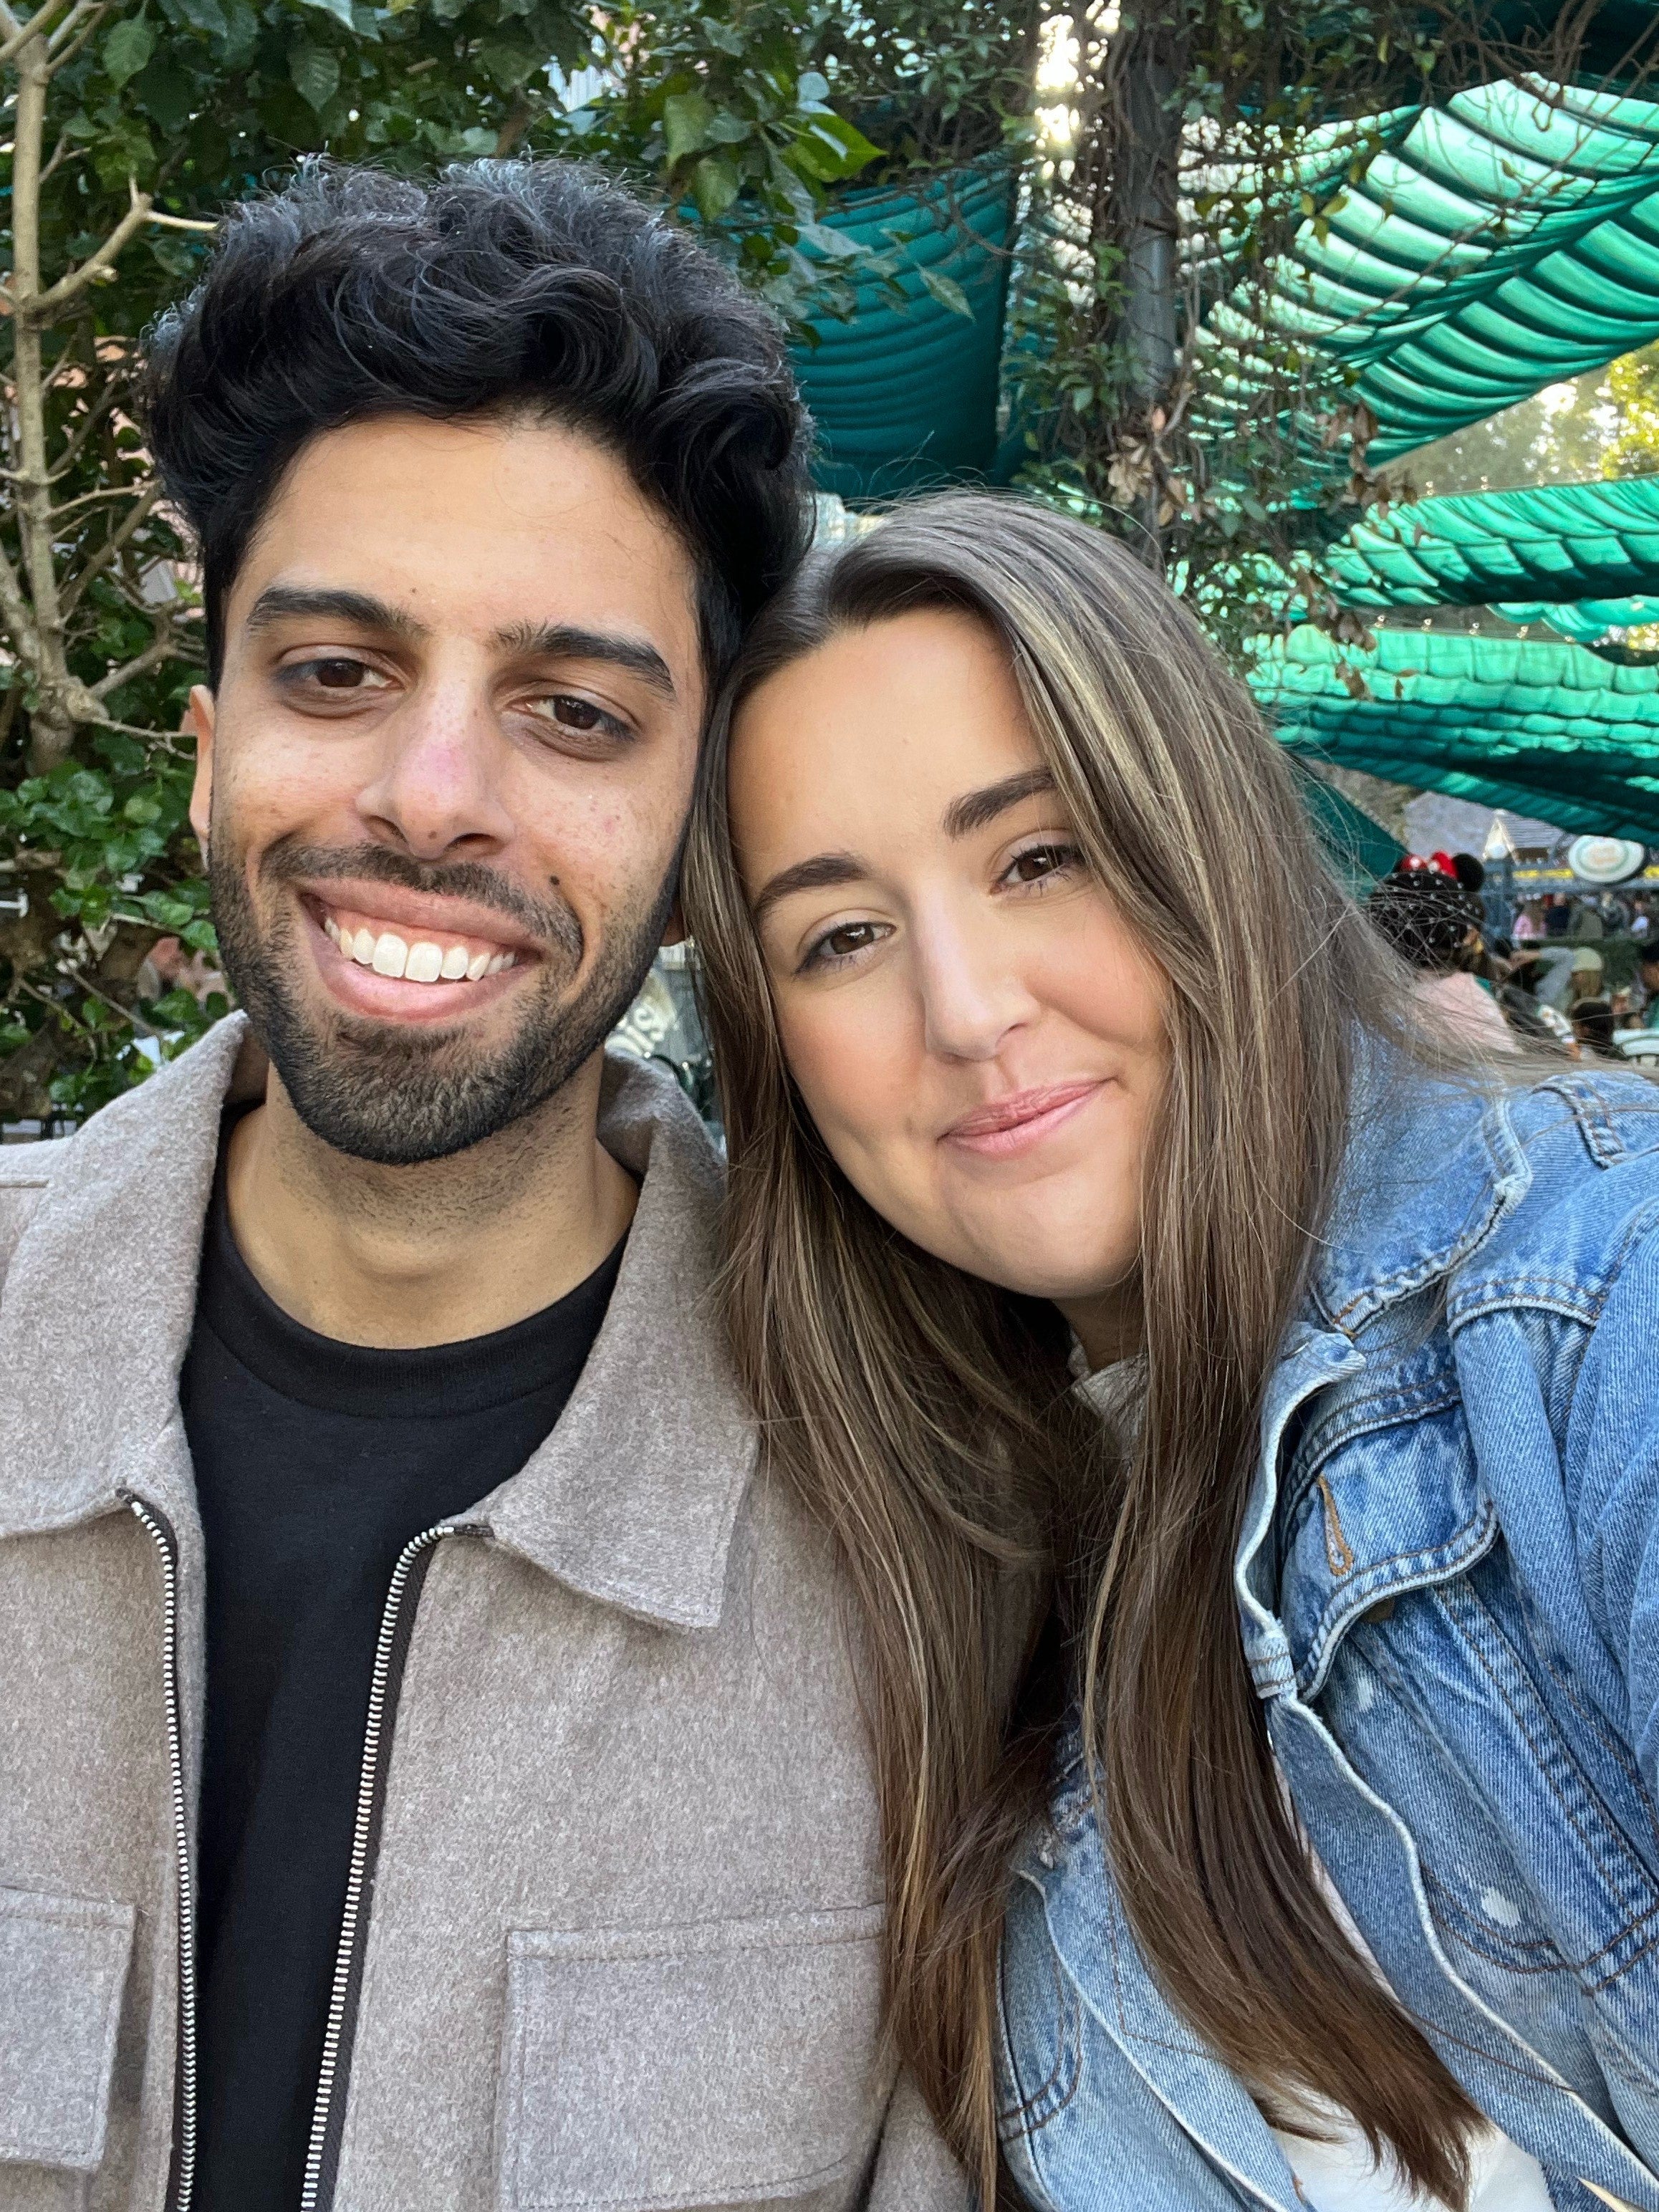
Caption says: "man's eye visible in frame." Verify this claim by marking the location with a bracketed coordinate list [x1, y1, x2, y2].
[284, 658, 390, 695]
[529, 693, 624, 739]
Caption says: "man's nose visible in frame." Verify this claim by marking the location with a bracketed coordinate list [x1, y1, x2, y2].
[915, 903, 1039, 1062]
[355, 681, 516, 860]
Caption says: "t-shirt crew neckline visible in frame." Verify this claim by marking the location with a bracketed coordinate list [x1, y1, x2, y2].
[197, 1145, 629, 1420]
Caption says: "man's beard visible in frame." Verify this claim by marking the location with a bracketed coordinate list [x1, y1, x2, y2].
[209, 830, 674, 1166]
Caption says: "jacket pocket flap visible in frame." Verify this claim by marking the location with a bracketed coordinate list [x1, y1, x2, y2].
[0, 1885, 135, 2172]
[497, 1903, 885, 2210]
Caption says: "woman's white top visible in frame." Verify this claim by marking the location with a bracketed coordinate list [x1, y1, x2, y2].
[1071, 1355, 1555, 2212]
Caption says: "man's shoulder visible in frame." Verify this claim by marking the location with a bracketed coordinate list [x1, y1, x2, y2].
[0, 1139, 70, 1299]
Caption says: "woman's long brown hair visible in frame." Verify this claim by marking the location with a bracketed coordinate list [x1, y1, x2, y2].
[681, 492, 1487, 2208]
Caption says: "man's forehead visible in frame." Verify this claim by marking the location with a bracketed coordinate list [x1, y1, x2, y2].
[229, 412, 703, 665]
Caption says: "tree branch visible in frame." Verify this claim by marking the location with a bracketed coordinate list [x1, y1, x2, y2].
[0, 0, 75, 71]
[24, 179, 153, 324]
[90, 622, 184, 701]
[60, 479, 162, 614]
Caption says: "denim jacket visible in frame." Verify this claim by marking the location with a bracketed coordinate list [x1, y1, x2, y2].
[998, 1067, 1659, 2212]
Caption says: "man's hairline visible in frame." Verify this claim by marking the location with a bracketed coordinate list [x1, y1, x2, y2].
[205, 395, 730, 701]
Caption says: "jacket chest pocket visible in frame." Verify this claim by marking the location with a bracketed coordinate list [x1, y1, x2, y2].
[494, 1904, 885, 2211]
[0, 1886, 135, 2175]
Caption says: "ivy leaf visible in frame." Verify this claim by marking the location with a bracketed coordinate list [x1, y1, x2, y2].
[691, 153, 739, 221]
[289, 41, 341, 111]
[297, 0, 356, 27]
[786, 111, 881, 184]
[662, 90, 713, 165]
[917, 262, 973, 318]
[102, 19, 155, 88]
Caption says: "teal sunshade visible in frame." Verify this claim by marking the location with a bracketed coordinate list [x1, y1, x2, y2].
[1325, 475, 1659, 607]
[1208, 82, 1659, 465]
[789, 158, 1019, 503]
[1251, 625, 1659, 840]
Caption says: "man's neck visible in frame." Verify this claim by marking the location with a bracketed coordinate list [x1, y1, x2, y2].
[223, 1059, 637, 1349]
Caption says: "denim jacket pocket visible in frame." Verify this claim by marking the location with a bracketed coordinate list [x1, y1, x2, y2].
[0, 1884, 135, 2173]
[494, 1903, 885, 2210]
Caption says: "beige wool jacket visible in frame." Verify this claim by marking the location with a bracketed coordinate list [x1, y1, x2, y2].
[0, 1014, 968, 2212]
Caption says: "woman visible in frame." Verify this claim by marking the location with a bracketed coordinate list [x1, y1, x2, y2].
[681, 492, 1659, 2212]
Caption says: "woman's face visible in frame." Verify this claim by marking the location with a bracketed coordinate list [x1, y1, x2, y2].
[727, 607, 1168, 1346]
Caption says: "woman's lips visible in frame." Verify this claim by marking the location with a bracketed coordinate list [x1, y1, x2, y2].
[942, 1081, 1105, 1159]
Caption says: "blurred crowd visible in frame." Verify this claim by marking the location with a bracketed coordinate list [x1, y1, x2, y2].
[1367, 852, 1659, 1062]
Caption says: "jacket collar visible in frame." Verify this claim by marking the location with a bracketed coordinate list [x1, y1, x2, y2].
[1309, 1054, 1532, 1335]
[0, 1013, 756, 1629]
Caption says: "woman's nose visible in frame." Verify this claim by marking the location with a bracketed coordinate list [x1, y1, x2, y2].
[914, 910, 1039, 1062]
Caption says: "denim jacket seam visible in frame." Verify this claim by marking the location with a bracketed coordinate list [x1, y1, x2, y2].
[996, 1874, 1084, 2140]
[1429, 1577, 1659, 1940]
[1292, 1501, 1499, 1700]
[1282, 1377, 1463, 1529]
[1420, 1862, 1659, 1986]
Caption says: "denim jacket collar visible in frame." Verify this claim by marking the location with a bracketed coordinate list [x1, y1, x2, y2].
[1310, 1062, 1534, 1335]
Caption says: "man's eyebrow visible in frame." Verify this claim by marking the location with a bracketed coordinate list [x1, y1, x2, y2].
[942, 767, 1059, 840]
[751, 851, 868, 923]
[494, 620, 678, 701]
[243, 585, 426, 639]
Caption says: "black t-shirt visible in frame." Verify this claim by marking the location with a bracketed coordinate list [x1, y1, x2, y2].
[179, 1144, 623, 2212]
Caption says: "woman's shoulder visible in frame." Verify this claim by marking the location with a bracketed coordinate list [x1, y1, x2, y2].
[1317, 1064, 1659, 1334]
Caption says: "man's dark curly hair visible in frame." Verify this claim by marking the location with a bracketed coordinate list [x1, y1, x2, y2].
[142, 158, 815, 687]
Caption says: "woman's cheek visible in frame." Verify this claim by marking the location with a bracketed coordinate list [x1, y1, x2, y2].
[777, 990, 911, 1152]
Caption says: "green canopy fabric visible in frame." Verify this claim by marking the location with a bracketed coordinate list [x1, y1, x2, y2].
[1251, 625, 1659, 839]
[790, 158, 1019, 504]
[1499, 596, 1659, 641]
[1326, 475, 1659, 607]
[1297, 771, 1406, 893]
[1209, 81, 1659, 465]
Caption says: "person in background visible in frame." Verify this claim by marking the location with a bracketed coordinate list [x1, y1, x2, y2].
[1511, 901, 1543, 945]
[1640, 941, 1659, 1028]
[1543, 890, 1572, 938]
[1568, 945, 1606, 1005]
[1571, 998, 1619, 1060]
[1365, 855, 1517, 1055]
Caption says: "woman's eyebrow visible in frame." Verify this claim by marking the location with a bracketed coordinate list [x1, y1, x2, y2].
[942, 766, 1057, 839]
[751, 850, 868, 921]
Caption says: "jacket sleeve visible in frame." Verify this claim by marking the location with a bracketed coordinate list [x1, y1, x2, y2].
[863, 2074, 974, 2211]
[1566, 1210, 1659, 1790]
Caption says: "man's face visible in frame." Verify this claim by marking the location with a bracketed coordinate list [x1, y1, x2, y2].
[192, 413, 705, 1165]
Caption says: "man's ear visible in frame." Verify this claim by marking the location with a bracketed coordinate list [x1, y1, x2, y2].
[187, 686, 216, 852]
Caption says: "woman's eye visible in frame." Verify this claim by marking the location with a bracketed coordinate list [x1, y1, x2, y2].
[1003, 842, 1081, 888]
[802, 920, 888, 971]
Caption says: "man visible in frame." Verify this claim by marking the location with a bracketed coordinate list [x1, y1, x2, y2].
[0, 163, 962, 2211]
[1567, 943, 1605, 1005]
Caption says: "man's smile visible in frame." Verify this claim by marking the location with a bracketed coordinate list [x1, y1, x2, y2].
[296, 882, 545, 1023]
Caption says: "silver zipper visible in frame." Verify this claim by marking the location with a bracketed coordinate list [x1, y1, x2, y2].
[126, 1496, 198, 2212]
[300, 1521, 464, 2212]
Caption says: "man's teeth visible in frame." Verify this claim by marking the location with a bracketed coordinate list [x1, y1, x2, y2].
[321, 913, 516, 984]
